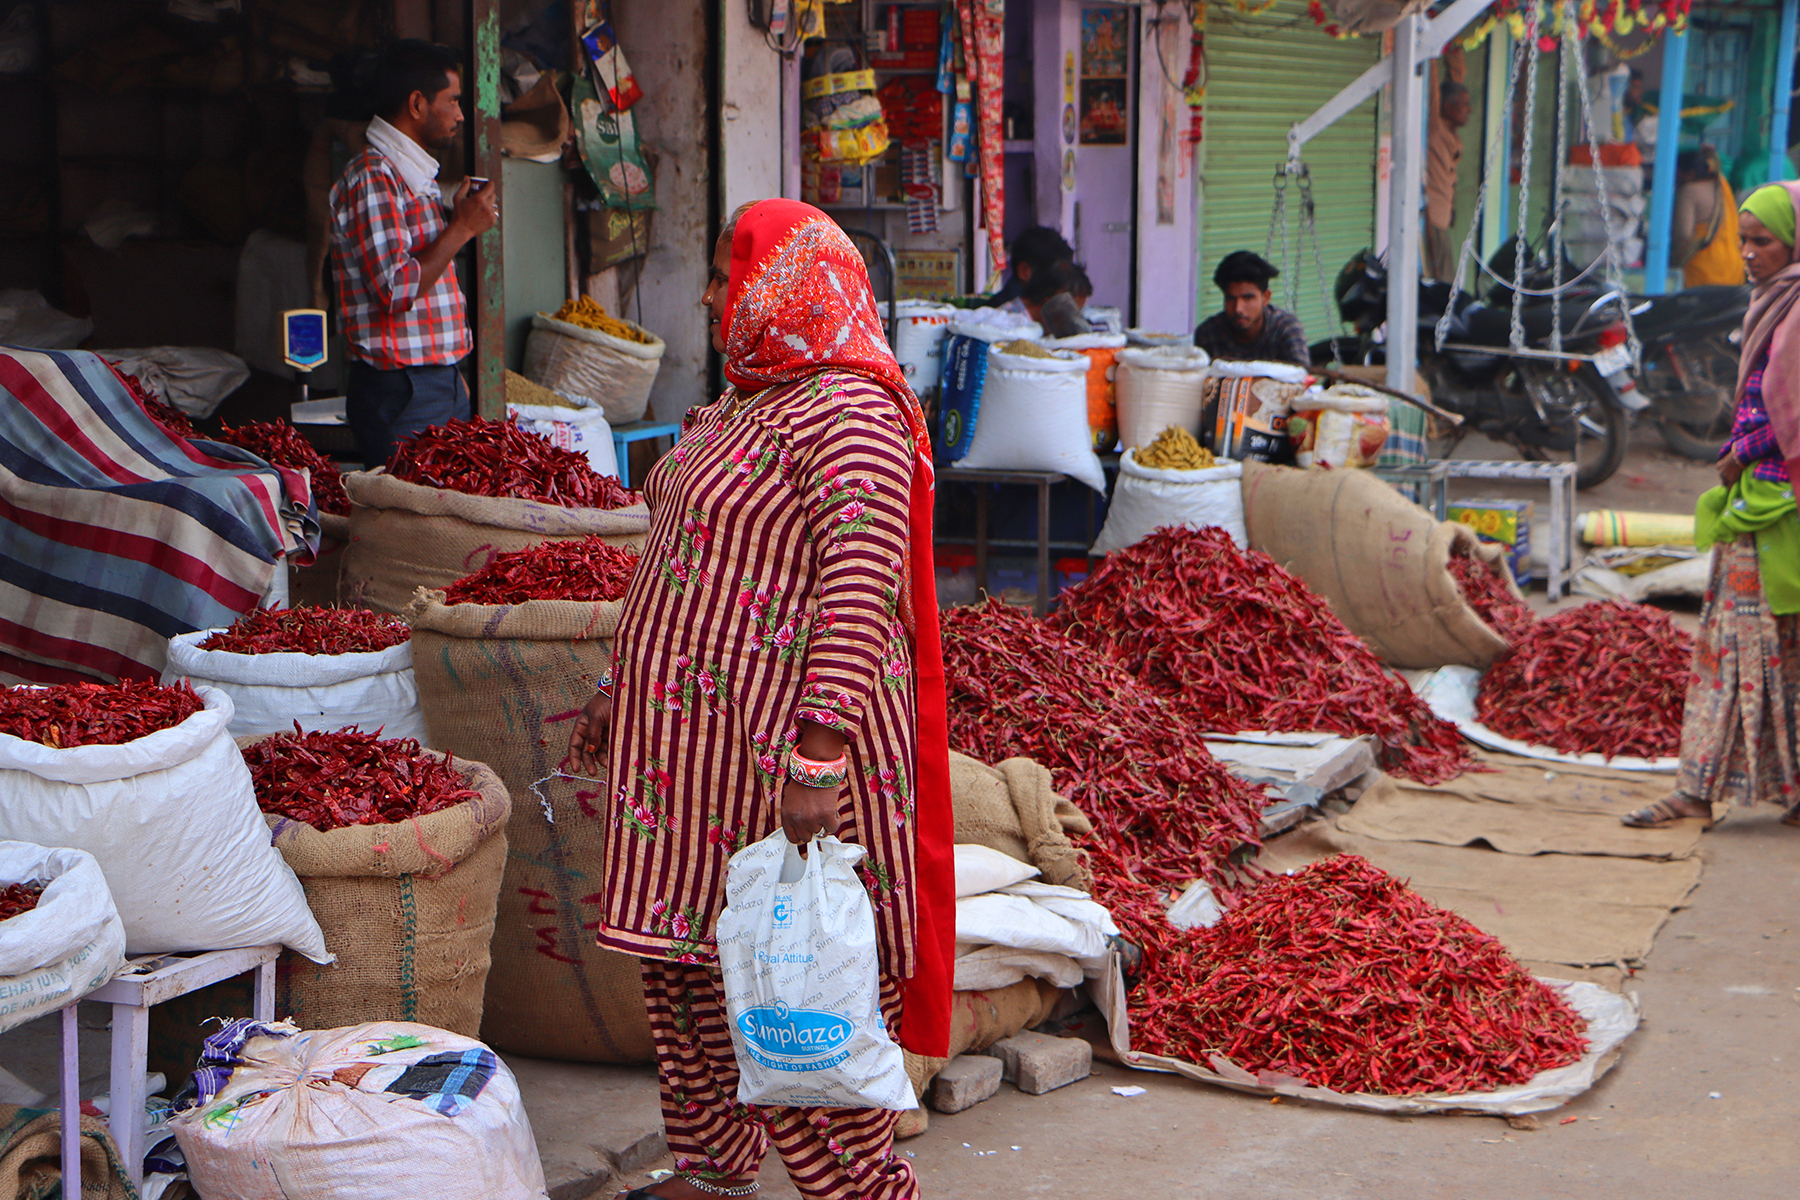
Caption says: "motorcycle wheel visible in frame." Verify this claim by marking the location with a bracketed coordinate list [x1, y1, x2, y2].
[1516, 367, 1628, 489]
[1656, 334, 1739, 461]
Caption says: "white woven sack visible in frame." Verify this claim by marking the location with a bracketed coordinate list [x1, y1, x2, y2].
[1210, 358, 1309, 382]
[1042, 332, 1127, 353]
[716, 832, 916, 1110]
[172, 1021, 549, 1200]
[947, 309, 1042, 344]
[0, 685, 329, 961]
[0, 841, 127, 1035]
[892, 301, 957, 392]
[506, 401, 620, 479]
[1092, 451, 1245, 554]
[1125, 328, 1189, 348]
[522, 314, 665, 425]
[163, 630, 427, 742]
[953, 347, 1106, 491]
[1115, 346, 1211, 451]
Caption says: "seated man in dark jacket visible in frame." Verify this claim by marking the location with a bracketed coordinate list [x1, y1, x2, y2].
[1193, 250, 1309, 365]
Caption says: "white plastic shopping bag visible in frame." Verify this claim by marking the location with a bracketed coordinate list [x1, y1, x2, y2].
[716, 832, 916, 1110]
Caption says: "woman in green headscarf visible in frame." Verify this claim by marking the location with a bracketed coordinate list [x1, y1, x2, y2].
[1624, 182, 1800, 829]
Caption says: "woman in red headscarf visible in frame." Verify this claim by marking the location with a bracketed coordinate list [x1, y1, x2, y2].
[570, 199, 953, 1200]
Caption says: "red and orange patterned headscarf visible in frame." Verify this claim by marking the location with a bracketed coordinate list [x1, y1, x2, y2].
[720, 199, 934, 481]
[719, 198, 954, 1060]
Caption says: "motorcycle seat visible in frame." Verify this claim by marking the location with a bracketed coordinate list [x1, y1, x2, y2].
[1626, 285, 1749, 341]
[1457, 300, 1598, 348]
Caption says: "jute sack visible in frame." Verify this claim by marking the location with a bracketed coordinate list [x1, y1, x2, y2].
[949, 752, 1092, 892]
[1241, 461, 1518, 669]
[900, 977, 1063, 1129]
[339, 470, 650, 614]
[252, 743, 511, 1037]
[522, 313, 666, 425]
[405, 589, 654, 1063]
[0, 1105, 135, 1200]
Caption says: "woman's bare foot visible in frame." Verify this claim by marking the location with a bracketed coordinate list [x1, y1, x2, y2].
[1621, 793, 1712, 828]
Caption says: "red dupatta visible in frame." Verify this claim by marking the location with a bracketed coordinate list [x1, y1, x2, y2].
[720, 198, 955, 1058]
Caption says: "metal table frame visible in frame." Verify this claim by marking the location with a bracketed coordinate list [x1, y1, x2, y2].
[610, 420, 682, 489]
[938, 467, 1069, 615]
[1378, 460, 1578, 600]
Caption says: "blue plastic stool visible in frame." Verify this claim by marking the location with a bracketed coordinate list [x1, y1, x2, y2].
[610, 420, 682, 488]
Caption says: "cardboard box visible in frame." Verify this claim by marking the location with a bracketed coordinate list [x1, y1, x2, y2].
[1447, 499, 1535, 584]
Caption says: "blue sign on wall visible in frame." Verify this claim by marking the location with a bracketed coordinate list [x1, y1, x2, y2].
[283, 309, 329, 371]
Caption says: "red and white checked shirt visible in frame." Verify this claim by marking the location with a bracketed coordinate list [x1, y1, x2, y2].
[328, 146, 472, 369]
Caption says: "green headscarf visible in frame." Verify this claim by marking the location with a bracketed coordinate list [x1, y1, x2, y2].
[1741, 184, 1797, 246]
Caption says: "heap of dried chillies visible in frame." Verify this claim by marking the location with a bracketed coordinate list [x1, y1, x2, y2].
[0, 680, 204, 748]
[443, 536, 640, 606]
[940, 598, 1267, 903]
[1476, 600, 1693, 759]
[213, 420, 351, 516]
[199, 607, 411, 656]
[0, 882, 46, 922]
[244, 726, 480, 831]
[387, 415, 639, 509]
[116, 367, 196, 439]
[1448, 552, 1535, 643]
[1130, 854, 1589, 1096]
[1051, 526, 1473, 784]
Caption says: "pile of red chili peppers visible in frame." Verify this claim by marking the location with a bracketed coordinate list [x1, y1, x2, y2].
[443, 536, 641, 606]
[0, 882, 45, 922]
[244, 725, 480, 831]
[116, 367, 196, 439]
[0, 680, 204, 748]
[1131, 854, 1589, 1095]
[1447, 552, 1535, 643]
[214, 420, 351, 516]
[1051, 527, 1474, 784]
[387, 416, 639, 509]
[199, 607, 411, 656]
[1477, 600, 1694, 759]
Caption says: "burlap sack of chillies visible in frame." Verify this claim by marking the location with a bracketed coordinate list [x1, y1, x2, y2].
[898, 977, 1064, 1135]
[248, 743, 511, 1037]
[948, 751, 1093, 892]
[1241, 461, 1518, 670]
[403, 587, 655, 1063]
[338, 471, 650, 614]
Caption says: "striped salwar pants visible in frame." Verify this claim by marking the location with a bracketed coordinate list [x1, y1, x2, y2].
[641, 960, 921, 1200]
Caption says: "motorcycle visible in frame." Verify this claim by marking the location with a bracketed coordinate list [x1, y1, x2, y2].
[1625, 283, 1749, 460]
[1324, 247, 1643, 489]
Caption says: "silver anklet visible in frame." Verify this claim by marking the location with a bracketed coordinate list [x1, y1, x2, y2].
[682, 1177, 758, 1198]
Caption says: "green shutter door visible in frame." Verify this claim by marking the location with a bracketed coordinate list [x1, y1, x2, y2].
[1199, 3, 1381, 343]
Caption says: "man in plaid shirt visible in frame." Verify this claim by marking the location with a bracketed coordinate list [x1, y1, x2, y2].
[330, 40, 497, 467]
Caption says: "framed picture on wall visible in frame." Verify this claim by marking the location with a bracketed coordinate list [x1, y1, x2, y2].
[1080, 8, 1129, 79]
[895, 249, 961, 298]
[1079, 78, 1129, 145]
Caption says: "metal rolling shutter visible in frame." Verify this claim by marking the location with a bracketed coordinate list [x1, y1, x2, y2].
[1199, 2, 1381, 342]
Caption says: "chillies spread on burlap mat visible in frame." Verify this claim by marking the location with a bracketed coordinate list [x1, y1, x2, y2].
[199, 607, 411, 656]
[1447, 553, 1535, 643]
[1052, 526, 1474, 783]
[1476, 600, 1694, 760]
[442, 536, 640, 606]
[0, 882, 44, 922]
[244, 726, 480, 830]
[214, 420, 352, 516]
[1128, 854, 1589, 1096]
[0, 679, 203, 748]
[386, 415, 638, 509]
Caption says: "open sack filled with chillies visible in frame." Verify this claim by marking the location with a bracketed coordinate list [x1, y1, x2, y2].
[244, 725, 480, 831]
[1475, 601, 1693, 760]
[0, 679, 204, 748]
[1447, 550, 1535, 644]
[386, 415, 638, 509]
[199, 607, 411, 656]
[1051, 526, 1476, 784]
[442, 535, 640, 606]
[0, 882, 45, 922]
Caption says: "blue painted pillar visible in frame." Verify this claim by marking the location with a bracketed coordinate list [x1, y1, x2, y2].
[1643, 29, 1690, 295]
[1771, 0, 1798, 183]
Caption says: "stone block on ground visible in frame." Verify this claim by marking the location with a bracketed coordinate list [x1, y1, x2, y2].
[929, 1053, 1004, 1114]
[981, 1031, 1093, 1096]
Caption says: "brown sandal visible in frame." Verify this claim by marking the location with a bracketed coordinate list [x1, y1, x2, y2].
[1621, 797, 1713, 829]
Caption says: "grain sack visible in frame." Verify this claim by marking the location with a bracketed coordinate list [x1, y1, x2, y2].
[892, 301, 958, 394]
[948, 752, 1091, 892]
[0, 842, 127, 1035]
[951, 346, 1105, 492]
[1241, 461, 1516, 669]
[339, 470, 650, 615]
[405, 589, 654, 1063]
[1289, 384, 1391, 469]
[507, 401, 619, 480]
[1091, 452, 1245, 554]
[163, 628, 427, 743]
[0, 1106, 136, 1200]
[1115, 346, 1210, 451]
[521, 312, 665, 425]
[289, 511, 349, 608]
[257, 747, 510, 1037]
[1203, 366, 1308, 464]
[1044, 332, 1127, 451]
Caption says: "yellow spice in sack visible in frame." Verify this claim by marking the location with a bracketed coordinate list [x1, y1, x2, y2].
[548, 296, 653, 344]
[995, 339, 1056, 358]
[1136, 425, 1215, 470]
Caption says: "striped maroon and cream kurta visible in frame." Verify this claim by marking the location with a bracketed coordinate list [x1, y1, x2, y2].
[596, 370, 921, 978]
